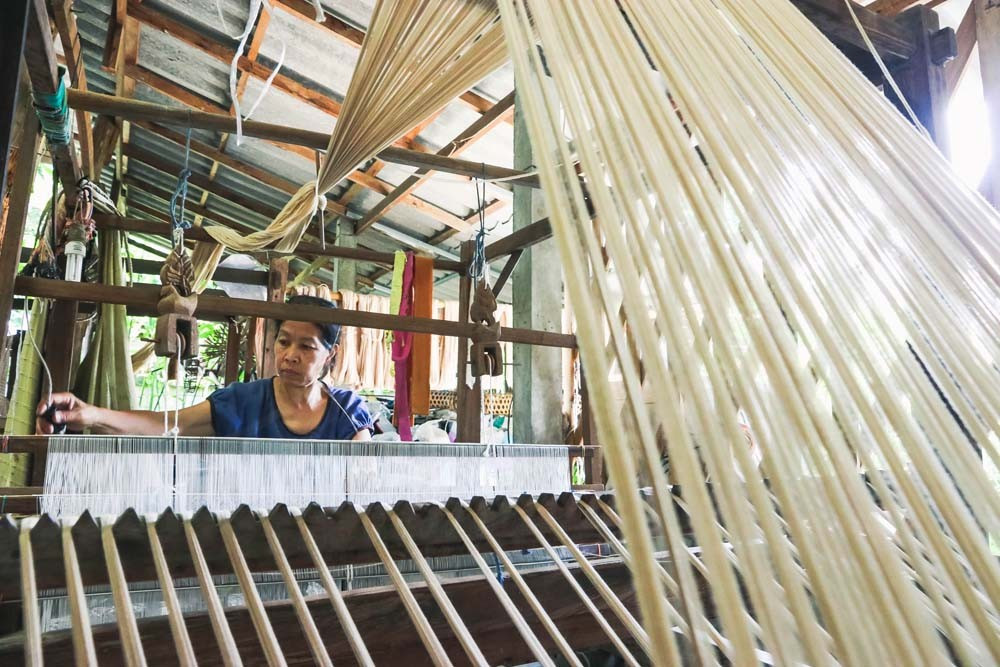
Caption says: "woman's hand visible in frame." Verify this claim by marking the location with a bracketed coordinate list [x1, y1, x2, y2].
[36, 392, 95, 434]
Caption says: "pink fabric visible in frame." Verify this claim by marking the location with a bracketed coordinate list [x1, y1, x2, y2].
[391, 253, 415, 440]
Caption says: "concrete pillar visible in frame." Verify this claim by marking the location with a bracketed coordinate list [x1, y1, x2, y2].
[512, 88, 564, 445]
[333, 219, 357, 291]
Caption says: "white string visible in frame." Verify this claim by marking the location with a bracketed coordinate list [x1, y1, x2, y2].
[23, 297, 55, 413]
[227, 0, 287, 147]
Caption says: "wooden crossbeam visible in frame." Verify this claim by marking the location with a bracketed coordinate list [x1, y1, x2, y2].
[14, 276, 577, 347]
[67, 91, 538, 187]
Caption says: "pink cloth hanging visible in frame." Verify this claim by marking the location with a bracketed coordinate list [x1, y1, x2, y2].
[391, 253, 415, 440]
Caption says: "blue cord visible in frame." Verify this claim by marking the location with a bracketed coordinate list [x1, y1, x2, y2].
[467, 169, 488, 280]
[169, 127, 194, 233]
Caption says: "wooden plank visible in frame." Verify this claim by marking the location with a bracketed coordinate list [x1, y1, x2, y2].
[491, 250, 522, 297]
[261, 257, 288, 378]
[49, 0, 96, 180]
[0, 0, 30, 205]
[946, 2, 977, 96]
[0, 113, 41, 352]
[23, 0, 82, 202]
[66, 90, 540, 186]
[867, 0, 948, 16]
[976, 0, 1000, 206]
[355, 91, 516, 234]
[14, 276, 578, 348]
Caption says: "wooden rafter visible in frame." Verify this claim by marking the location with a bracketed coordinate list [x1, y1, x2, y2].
[867, 0, 948, 16]
[355, 91, 515, 234]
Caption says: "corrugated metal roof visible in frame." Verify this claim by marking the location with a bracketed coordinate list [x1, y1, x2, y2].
[70, 0, 519, 300]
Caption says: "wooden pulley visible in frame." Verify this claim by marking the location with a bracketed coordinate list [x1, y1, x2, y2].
[154, 244, 199, 359]
[468, 279, 503, 377]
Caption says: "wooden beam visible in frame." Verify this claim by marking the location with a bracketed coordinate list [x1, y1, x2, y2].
[66, 91, 540, 187]
[101, 0, 127, 69]
[427, 198, 506, 247]
[790, 0, 917, 63]
[886, 6, 955, 153]
[92, 213, 467, 273]
[867, 0, 948, 16]
[49, 0, 96, 180]
[355, 91, 516, 234]
[491, 250, 522, 297]
[484, 217, 553, 261]
[261, 257, 288, 378]
[455, 240, 482, 442]
[0, 113, 42, 351]
[977, 0, 1000, 206]
[946, 2, 977, 96]
[42, 299, 78, 394]
[0, 1, 30, 205]
[14, 276, 577, 347]
[23, 0, 82, 201]
[224, 319, 241, 385]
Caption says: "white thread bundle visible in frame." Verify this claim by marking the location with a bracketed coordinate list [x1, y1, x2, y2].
[500, 0, 1000, 664]
[40, 436, 569, 517]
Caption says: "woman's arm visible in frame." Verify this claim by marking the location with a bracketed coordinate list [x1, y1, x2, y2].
[352, 428, 372, 441]
[36, 392, 215, 436]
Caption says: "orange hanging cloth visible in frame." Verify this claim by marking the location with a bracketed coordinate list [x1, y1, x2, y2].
[409, 255, 435, 415]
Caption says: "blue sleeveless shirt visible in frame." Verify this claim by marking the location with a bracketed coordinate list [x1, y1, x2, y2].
[208, 379, 373, 440]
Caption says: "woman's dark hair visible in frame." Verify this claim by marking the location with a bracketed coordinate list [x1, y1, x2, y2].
[279, 294, 342, 349]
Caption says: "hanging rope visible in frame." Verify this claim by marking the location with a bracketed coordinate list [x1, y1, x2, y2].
[467, 173, 489, 282]
[169, 127, 194, 242]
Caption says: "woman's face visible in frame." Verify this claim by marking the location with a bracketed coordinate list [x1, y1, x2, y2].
[274, 321, 336, 386]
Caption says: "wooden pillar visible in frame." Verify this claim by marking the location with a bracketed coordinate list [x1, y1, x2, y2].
[261, 256, 289, 378]
[0, 113, 41, 348]
[579, 365, 603, 486]
[456, 241, 481, 442]
[0, 0, 30, 204]
[42, 300, 79, 393]
[887, 6, 957, 154]
[976, 0, 1000, 205]
[224, 318, 241, 385]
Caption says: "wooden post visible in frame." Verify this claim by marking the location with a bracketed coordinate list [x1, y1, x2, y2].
[455, 241, 481, 443]
[0, 0, 30, 204]
[976, 0, 1000, 206]
[224, 319, 241, 385]
[261, 257, 289, 378]
[42, 299, 79, 393]
[578, 365, 603, 486]
[0, 113, 41, 349]
[886, 6, 957, 154]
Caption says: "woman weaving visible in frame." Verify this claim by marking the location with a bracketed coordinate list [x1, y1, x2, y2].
[35, 296, 373, 440]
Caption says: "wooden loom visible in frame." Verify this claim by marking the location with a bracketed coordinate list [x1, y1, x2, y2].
[0, 493, 693, 666]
